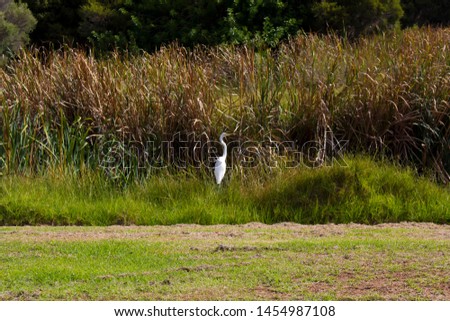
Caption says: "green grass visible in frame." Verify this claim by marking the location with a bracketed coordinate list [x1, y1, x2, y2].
[0, 157, 449, 226]
[1, 224, 449, 300]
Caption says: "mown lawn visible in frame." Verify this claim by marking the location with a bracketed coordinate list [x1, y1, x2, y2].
[1, 223, 449, 300]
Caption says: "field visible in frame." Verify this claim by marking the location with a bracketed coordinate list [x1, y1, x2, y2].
[1, 223, 450, 300]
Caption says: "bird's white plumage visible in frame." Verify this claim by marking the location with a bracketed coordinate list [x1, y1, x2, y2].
[214, 132, 228, 184]
[214, 157, 226, 184]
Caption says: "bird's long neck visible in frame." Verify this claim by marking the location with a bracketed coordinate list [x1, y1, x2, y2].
[220, 138, 227, 159]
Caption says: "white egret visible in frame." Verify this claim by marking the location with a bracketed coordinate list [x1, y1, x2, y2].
[214, 132, 228, 184]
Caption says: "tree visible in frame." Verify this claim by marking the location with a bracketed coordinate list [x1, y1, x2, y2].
[401, 0, 450, 27]
[79, 0, 229, 52]
[311, 0, 404, 36]
[221, 0, 304, 47]
[78, 0, 133, 52]
[78, 0, 306, 51]
[22, 0, 87, 46]
[18, 0, 409, 52]
[0, 0, 37, 57]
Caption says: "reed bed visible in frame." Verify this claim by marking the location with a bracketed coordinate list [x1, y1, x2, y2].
[1, 27, 449, 183]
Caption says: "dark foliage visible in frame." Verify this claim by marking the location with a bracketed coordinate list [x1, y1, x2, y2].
[20, 0, 444, 51]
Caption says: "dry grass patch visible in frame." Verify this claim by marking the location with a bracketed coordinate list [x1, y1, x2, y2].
[1, 223, 449, 300]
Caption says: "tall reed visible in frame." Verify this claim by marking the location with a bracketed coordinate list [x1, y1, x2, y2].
[1, 27, 449, 183]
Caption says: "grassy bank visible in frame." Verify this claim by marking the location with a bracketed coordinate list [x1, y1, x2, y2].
[1, 157, 449, 226]
[1, 223, 449, 300]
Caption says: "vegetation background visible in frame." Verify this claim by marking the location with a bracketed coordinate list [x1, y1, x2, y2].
[2, 0, 450, 54]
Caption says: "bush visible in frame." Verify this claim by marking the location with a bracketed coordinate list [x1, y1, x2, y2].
[401, 0, 450, 27]
[23, 0, 407, 51]
[220, 0, 304, 48]
[78, 0, 135, 52]
[0, 0, 36, 58]
[311, 0, 404, 36]
[77, 0, 405, 50]
[22, 0, 86, 46]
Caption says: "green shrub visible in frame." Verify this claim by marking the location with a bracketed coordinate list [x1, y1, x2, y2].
[0, 0, 36, 58]
[312, 0, 404, 36]
[22, 0, 408, 51]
